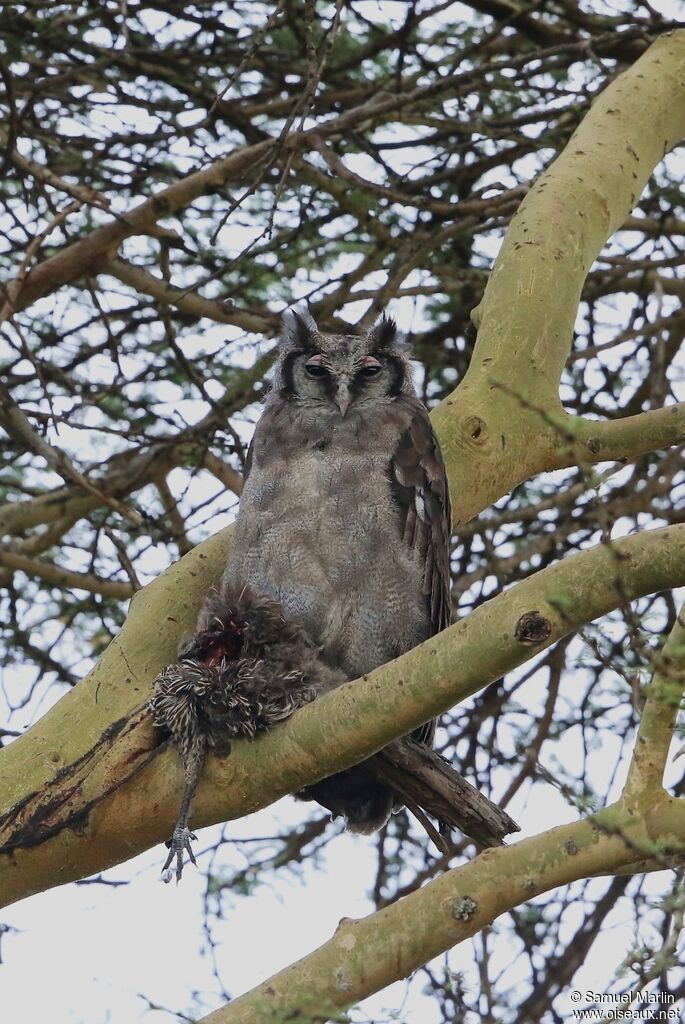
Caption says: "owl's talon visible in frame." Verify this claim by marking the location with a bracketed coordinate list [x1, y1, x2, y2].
[161, 826, 197, 883]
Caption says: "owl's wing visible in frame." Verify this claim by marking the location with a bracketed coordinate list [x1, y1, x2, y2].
[242, 402, 275, 481]
[243, 436, 254, 481]
[391, 400, 452, 745]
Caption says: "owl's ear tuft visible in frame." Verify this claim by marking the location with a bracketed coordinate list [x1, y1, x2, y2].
[281, 306, 319, 351]
[368, 313, 408, 353]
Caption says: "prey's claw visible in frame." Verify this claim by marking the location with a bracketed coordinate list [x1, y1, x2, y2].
[161, 826, 197, 883]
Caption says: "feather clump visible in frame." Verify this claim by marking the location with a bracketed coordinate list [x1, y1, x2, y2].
[150, 582, 343, 882]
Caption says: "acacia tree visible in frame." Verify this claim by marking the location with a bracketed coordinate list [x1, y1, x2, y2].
[2, 3, 685, 1021]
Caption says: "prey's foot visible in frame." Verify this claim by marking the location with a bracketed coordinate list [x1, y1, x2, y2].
[161, 825, 197, 884]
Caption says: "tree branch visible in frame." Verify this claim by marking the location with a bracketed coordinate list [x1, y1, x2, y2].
[625, 602, 685, 799]
[557, 403, 685, 465]
[0, 383, 142, 527]
[431, 29, 685, 526]
[2, 524, 685, 909]
[0, 548, 134, 599]
[103, 257, 275, 332]
[200, 800, 685, 1024]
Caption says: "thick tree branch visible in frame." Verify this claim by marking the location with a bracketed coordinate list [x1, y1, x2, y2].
[200, 800, 685, 1024]
[1, 525, 685, 909]
[558, 404, 685, 465]
[432, 29, 685, 526]
[472, 33, 685, 394]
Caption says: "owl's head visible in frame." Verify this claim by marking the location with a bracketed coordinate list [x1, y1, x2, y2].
[273, 309, 414, 416]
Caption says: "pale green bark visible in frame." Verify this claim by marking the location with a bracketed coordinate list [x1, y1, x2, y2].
[1, 526, 684, 909]
[202, 800, 685, 1024]
[626, 604, 685, 800]
[202, 602, 685, 1024]
[432, 29, 685, 525]
[0, 532, 231, 814]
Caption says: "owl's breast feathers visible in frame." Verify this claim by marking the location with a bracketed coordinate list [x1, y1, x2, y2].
[227, 394, 451, 681]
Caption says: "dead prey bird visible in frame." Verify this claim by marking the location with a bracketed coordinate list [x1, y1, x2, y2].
[149, 582, 345, 882]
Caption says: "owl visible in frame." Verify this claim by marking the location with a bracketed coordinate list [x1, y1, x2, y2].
[224, 309, 452, 834]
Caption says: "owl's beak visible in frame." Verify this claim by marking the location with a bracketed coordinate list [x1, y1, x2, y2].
[335, 382, 351, 417]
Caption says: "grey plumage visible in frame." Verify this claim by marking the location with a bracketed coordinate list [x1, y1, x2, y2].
[151, 308, 453, 878]
[225, 309, 452, 832]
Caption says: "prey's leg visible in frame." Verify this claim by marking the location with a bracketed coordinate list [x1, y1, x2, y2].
[160, 732, 206, 883]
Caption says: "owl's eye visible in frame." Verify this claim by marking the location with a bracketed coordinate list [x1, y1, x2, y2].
[304, 360, 328, 378]
[359, 360, 382, 378]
